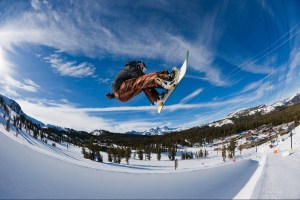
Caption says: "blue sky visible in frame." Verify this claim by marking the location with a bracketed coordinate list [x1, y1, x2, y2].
[0, 0, 300, 132]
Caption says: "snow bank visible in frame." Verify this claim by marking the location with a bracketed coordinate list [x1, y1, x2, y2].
[235, 125, 300, 199]
[0, 128, 258, 199]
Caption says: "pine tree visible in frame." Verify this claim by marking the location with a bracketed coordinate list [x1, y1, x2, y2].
[115, 148, 121, 164]
[295, 118, 299, 127]
[112, 148, 117, 163]
[138, 148, 143, 160]
[157, 145, 162, 161]
[199, 149, 203, 158]
[96, 151, 103, 162]
[181, 152, 186, 160]
[125, 147, 131, 165]
[168, 147, 176, 161]
[107, 148, 113, 162]
[81, 147, 86, 155]
[222, 145, 226, 162]
[5, 119, 10, 132]
[145, 147, 151, 161]
[228, 138, 236, 158]
[204, 149, 208, 157]
[238, 145, 243, 155]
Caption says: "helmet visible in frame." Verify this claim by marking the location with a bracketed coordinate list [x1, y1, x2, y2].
[125, 61, 146, 73]
[138, 61, 146, 73]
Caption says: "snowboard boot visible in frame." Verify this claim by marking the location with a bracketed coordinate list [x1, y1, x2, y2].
[153, 89, 168, 106]
[154, 67, 179, 90]
[168, 67, 179, 81]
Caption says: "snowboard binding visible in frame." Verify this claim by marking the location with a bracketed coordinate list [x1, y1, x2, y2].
[154, 67, 179, 90]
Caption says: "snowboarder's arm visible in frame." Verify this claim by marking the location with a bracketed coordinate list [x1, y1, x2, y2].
[106, 93, 115, 99]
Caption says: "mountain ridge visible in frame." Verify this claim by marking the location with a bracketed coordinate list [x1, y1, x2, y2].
[1, 92, 300, 135]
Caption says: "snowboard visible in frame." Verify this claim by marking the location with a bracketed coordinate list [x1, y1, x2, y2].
[157, 51, 189, 113]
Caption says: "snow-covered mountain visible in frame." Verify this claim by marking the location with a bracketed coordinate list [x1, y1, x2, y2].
[206, 93, 300, 128]
[208, 119, 234, 127]
[0, 94, 45, 127]
[1, 92, 300, 134]
[228, 93, 300, 119]
[91, 129, 110, 136]
[126, 126, 185, 135]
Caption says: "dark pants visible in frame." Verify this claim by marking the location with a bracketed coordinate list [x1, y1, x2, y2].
[114, 71, 169, 104]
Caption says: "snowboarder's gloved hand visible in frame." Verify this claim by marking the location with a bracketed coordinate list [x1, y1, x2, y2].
[106, 93, 115, 99]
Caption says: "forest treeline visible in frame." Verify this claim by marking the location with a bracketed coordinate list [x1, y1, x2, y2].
[1, 95, 300, 162]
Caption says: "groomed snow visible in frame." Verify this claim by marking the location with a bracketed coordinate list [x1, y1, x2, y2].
[1, 120, 300, 199]
[0, 127, 257, 199]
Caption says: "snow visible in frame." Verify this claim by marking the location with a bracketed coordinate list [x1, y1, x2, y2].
[0, 126, 257, 199]
[208, 119, 234, 127]
[1, 104, 300, 198]
[235, 125, 300, 199]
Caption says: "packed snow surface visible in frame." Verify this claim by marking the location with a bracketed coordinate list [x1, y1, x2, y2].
[0, 127, 256, 199]
[1, 121, 300, 198]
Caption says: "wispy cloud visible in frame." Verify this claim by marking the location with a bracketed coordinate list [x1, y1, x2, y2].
[0, 77, 40, 97]
[16, 97, 161, 132]
[0, 47, 40, 97]
[44, 54, 95, 78]
[180, 88, 203, 103]
[287, 48, 300, 83]
[0, 0, 228, 86]
[240, 80, 264, 93]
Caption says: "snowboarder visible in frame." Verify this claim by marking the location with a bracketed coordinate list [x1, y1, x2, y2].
[106, 61, 179, 105]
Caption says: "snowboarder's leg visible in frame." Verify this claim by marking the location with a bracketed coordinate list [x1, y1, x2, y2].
[114, 71, 169, 102]
[143, 88, 160, 105]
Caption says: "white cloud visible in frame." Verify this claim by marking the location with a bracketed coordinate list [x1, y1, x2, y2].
[0, 48, 40, 97]
[16, 98, 161, 133]
[44, 54, 95, 78]
[0, 1, 227, 86]
[240, 80, 264, 93]
[97, 78, 111, 84]
[287, 49, 300, 83]
[180, 88, 203, 103]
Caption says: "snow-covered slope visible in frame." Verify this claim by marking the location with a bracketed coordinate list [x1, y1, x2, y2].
[90, 129, 110, 136]
[0, 126, 257, 199]
[208, 119, 234, 127]
[1, 91, 300, 198]
[228, 93, 300, 119]
[208, 93, 300, 128]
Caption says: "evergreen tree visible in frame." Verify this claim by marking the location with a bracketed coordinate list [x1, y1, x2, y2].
[181, 152, 186, 160]
[295, 118, 299, 127]
[204, 149, 208, 157]
[125, 147, 131, 165]
[107, 148, 113, 162]
[228, 138, 236, 158]
[222, 145, 226, 162]
[238, 145, 243, 155]
[5, 119, 10, 132]
[157, 145, 162, 161]
[116, 148, 122, 164]
[168, 146, 176, 161]
[81, 147, 86, 155]
[112, 148, 117, 163]
[145, 147, 151, 161]
[95, 151, 103, 162]
[138, 148, 143, 160]
[199, 149, 203, 158]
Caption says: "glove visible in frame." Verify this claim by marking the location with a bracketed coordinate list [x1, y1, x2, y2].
[106, 93, 115, 99]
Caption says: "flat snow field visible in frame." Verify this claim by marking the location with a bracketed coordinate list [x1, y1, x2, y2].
[0, 132, 257, 199]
